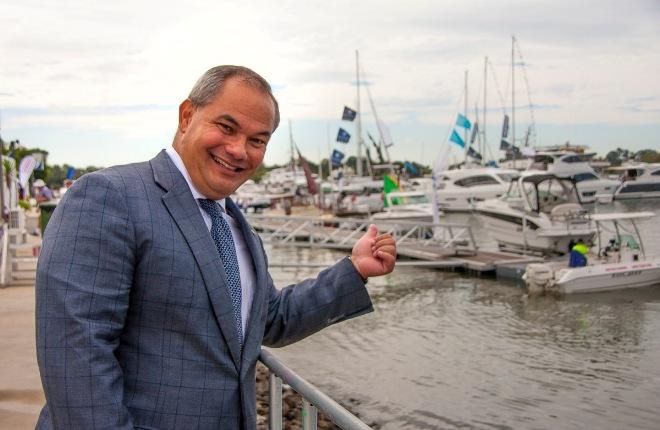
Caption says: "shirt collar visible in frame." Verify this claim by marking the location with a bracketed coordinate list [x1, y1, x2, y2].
[165, 146, 226, 211]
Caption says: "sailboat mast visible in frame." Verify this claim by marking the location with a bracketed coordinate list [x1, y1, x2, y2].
[355, 50, 363, 177]
[511, 35, 516, 156]
[289, 119, 295, 172]
[464, 70, 468, 162]
[483, 56, 488, 162]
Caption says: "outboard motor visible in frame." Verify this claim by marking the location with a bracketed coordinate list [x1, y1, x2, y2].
[523, 263, 555, 295]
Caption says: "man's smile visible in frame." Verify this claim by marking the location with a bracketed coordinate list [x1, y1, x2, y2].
[211, 154, 244, 172]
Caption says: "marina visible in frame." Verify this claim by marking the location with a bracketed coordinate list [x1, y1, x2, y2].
[266, 197, 660, 430]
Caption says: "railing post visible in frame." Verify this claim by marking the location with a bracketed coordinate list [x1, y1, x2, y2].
[269, 372, 283, 430]
[302, 399, 318, 429]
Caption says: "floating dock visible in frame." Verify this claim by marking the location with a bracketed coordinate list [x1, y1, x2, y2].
[248, 214, 540, 280]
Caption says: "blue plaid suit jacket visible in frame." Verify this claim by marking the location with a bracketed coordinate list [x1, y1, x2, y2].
[35, 150, 373, 429]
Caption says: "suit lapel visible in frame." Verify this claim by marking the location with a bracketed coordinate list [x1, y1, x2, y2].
[225, 199, 267, 354]
[150, 151, 242, 369]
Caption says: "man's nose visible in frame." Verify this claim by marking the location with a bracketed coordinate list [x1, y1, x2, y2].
[225, 135, 248, 160]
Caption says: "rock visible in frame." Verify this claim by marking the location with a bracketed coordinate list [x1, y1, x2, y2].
[255, 362, 376, 429]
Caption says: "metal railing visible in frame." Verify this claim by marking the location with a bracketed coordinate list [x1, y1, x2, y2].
[247, 214, 477, 254]
[259, 348, 372, 430]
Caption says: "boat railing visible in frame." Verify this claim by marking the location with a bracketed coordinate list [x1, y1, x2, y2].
[246, 213, 477, 254]
[260, 348, 372, 430]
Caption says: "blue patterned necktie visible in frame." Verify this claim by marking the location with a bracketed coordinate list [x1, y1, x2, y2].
[198, 199, 243, 346]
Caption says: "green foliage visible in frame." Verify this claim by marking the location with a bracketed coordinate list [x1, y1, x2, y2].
[18, 200, 31, 211]
[635, 149, 660, 163]
[605, 148, 660, 166]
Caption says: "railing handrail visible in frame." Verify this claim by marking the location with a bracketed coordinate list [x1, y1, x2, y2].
[246, 212, 471, 229]
[259, 348, 372, 430]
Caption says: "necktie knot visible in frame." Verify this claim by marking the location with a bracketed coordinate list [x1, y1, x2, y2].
[198, 198, 222, 219]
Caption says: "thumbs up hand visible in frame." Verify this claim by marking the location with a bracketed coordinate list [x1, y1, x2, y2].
[350, 224, 397, 280]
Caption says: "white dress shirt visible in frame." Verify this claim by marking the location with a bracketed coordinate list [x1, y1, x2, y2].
[165, 146, 255, 334]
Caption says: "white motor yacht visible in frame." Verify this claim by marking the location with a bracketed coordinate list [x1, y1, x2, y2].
[412, 168, 520, 212]
[527, 150, 620, 203]
[474, 173, 596, 255]
[524, 211, 660, 294]
[370, 191, 436, 224]
[610, 163, 660, 200]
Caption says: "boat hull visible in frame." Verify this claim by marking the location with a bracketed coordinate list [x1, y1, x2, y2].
[475, 210, 593, 255]
[555, 259, 660, 294]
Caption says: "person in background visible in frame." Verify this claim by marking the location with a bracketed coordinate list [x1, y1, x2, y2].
[32, 179, 53, 203]
[35, 65, 397, 430]
[569, 238, 589, 267]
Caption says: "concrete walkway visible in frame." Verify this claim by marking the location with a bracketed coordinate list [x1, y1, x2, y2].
[0, 285, 43, 429]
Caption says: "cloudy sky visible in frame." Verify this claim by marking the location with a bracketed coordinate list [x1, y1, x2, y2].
[1, 0, 658, 169]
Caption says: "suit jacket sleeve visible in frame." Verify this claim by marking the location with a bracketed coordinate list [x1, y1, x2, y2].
[262, 256, 374, 348]
[35, 172, 136, 429]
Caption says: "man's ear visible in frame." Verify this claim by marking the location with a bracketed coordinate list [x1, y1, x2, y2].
[178, 99, 194, 133]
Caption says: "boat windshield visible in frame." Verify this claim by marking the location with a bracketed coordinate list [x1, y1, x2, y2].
[389, 194, 429, 205]
[525, 177, 581, 213]
[496, 172, 520, 182]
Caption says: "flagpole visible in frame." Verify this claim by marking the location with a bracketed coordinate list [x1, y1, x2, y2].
[327, 124, 333, 212]
[355, 49, 363, 177]
[483, 56, 488, 164]
[289, 119, 295, 173]
[512, 35, 516, 168]
[464, 70, 468, 164]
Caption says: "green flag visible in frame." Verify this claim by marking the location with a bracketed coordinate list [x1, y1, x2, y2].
[383, 174, 401, 207]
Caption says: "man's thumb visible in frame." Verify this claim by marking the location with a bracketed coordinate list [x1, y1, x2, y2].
[365, 224, 378, 238]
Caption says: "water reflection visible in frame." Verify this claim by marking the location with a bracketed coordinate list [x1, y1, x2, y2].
[267, 244, 660, 430]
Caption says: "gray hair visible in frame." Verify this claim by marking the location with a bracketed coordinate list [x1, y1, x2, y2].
[188, 65, 280, 131]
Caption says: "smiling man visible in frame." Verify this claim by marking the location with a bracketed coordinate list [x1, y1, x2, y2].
[35, 65, 396, 430]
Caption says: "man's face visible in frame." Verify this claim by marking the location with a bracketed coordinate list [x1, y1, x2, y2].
[175, 77, 275, 200]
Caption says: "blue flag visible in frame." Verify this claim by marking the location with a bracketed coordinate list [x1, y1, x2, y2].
[342, 106, 357, 121]
[403, 161, 419, 175]
[470, 122, 479, 144]
[450, 130, 465, 148]
[501, 115, 509, 138]
[336, 128, 351, 143]
[66, 166, 76, 180]
[467, 147, 482, 161]
[456, 113, 471, 129]
[331, 149, 345, 166]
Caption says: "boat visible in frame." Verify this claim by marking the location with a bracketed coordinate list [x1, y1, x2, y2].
[334, 178, 384, 216]
[527, 149, 620, 203]
[523, 211, 660, 294]
[416, 168, 520, 212]
[370, 190, 436, 224]
[474, 172, 596, 255]
[610, 163, 660, 200]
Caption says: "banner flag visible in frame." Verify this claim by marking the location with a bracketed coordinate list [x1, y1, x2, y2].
[295, 147, 318, 195]
[403, 161, 419, 175]
[470, 122, 479, 145]
[383, 174, 401, 207]
[467, 147, 483, 161]
[18, 155, 37, 189]
[66, 166, 76, 180]
[331, 149, 345, 166]
[336, 128, 351, 143]
[449, 130, 465, 148]
[342, 106, 357, 121]
[501, 115, 510, 138]
[456, 113, 471, 129]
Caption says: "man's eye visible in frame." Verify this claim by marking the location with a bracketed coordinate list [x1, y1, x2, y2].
[219, 123, 232, 132]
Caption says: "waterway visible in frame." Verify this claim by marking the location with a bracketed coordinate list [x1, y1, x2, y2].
[267, 198, 660, 429]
